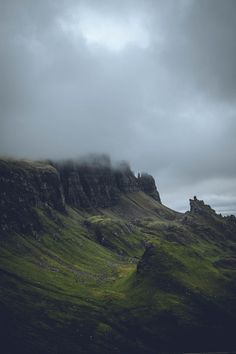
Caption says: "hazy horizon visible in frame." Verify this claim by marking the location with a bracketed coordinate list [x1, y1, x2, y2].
[1, 0, 236, 215]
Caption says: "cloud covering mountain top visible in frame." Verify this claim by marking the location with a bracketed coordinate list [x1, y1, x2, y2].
[1, 0, 236, 214]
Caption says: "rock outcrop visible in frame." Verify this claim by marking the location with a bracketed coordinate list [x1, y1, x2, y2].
[137, 243, 185, 291]
[0, 157, 161, 233]
[136, 243, 156, 275]
[114, 162, 139, 193]
[181, 196, 236, 242]
[54, 159, 161, 209]
[0, 159, 65, 233]
[189, 196, 216, 216]
[56, 160, 120, 209]
[137, 173, 161, 203]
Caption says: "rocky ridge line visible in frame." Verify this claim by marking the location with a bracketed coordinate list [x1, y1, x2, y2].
[0, 157, 161, 233]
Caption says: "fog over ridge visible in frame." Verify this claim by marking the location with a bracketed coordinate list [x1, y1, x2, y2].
[0, 0, 236, 214]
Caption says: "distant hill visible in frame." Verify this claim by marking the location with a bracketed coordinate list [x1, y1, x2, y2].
[0, 157, 236, 354]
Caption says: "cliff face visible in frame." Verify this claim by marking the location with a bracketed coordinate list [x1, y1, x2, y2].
[0, 157, 161, 233]
[114, 162, 139, 193]
[0, 159, 65, 233]
[51, 160, 161, 210]
[137, 173, 161, 203]
[57, 161, 120, 209]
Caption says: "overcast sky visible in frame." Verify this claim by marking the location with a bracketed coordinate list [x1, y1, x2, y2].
[1, 0, 236, 214]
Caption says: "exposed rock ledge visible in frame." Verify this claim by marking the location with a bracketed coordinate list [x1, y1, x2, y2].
[0, 157, 161, 233]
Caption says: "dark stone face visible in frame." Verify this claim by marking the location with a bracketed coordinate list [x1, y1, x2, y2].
[0, 158, 161, 234]
[0, 159, 65, 234]
[189, 197, 216, 215]
[137, 173, 161, 203]
[57, 163, 120, 209]
[51, 160, 162, 210]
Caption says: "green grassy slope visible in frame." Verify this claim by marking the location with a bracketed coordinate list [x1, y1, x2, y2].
[0, 192, 236, 354]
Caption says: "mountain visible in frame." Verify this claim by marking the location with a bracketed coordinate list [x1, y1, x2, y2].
[0, 157, 236, 354]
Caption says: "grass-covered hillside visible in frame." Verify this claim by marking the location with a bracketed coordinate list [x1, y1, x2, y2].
[0, 159, 236, 354]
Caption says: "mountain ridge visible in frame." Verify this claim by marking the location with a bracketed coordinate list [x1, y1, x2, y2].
[0, 156, 236, 354]
[0, 157, 160, 234]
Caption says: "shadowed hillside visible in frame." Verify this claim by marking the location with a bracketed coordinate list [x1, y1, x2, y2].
[0, 157, 236, 354]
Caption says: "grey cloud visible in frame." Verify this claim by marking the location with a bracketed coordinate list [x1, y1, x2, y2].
[156, 0, 236, 102]
[0, 0, 236, 214]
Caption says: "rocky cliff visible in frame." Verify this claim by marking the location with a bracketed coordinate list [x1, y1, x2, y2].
[189, 196, 216, 216]
[137, 172, 161, 202]
[55, 160, 120, 209]
[0, 157, 161, 233]
[0, 159, 65, 234]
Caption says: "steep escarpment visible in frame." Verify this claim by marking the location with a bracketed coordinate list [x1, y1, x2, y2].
[57, 159, 162, 208]
[114, 161, 139, 193]
[0, 159, 65, 234]
[0, 157, 161, 233]
[55, 159, 120, 209]
[137, 172, 161, 202]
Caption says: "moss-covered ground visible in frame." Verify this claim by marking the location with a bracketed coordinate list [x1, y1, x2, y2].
[0, 192, 236, 353]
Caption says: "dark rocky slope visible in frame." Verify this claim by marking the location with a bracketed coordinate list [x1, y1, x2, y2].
[0, 159, 65, 234]
[0, 157, 161, 234]
[1, 157, 236, 354]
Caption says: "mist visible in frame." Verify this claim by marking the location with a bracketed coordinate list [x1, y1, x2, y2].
[1, 0, 236, 214]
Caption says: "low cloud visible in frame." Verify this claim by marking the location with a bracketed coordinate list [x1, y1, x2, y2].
[0, 0, 236, 214]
